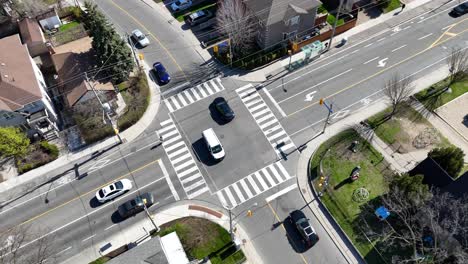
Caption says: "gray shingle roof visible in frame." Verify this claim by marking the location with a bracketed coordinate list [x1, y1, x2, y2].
[106, 237, 169, 264]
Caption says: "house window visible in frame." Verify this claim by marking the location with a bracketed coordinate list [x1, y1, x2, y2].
[2, 112, 15, 120]
[289, 16, 300, 26]
[283, 30, 298, 40]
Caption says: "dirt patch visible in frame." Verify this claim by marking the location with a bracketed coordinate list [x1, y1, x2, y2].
[393, 118, 441, 153]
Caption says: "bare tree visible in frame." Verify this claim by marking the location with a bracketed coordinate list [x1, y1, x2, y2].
[216, 0, 258, 59]
[383, 73, 413, 117]
[447, 47, 468, 84]
[0, 0, 49, 19]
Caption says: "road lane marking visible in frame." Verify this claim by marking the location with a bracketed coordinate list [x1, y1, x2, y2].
[391, 44, 407, 53]
[304, 91, 317, 102]
[160, 159, 180, 201]
[441, 24, 453, 30]
[55, 246, 72, 256]
[267, 202, 307, 264]
[363, 56, 379, 65]
[13, 159, 161, 228]
[104, 224, 117, 231]
[350, 49, 360, 54]
[82, 234, 95, 242]
[262, 87, 287, 117]
[418, 33, 433, 40]
[402, 26, 411, 30]
[363, 43, 373, 48]
[278, 69, 352, 104]
[376, 37, 386, 42]
[107, 0, 187, 80]
[286, 25, 468, 118]
[289, 46, 468, 136]
[377, 58, 388, 67]
[265, 184, 298, 202]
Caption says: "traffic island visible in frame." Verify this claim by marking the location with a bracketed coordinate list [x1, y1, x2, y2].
[309, 129, 392, 263]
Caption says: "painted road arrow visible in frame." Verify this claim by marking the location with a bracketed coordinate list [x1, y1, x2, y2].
[377, 58, 388, 67]
[305, 91, 317, 102]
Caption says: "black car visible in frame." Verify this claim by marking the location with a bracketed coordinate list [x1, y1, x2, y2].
[185, 10, 213, 26]
[450, 1, 468, 17]
[118, 193, 154, 218]
[290, 210, 319, 246]
[213, 97, 235, 121]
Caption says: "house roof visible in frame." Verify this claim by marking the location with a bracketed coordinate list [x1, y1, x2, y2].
[35, 8, 58, 22]
[0, 34, 43, 111]
[18, 17, 44, 45]
[107, 237, 169, 264]
[244, 0, 321, 26]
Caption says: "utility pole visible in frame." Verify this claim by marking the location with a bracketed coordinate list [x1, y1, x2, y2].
[320, 98, 333, 133]
[228, 34, 233, 67]
[85, 73, 123, 143]
[327, 0, 344, 50]
[126, 33, 141, 70]
[143, 205, 160, 232]
[227, 203, 257, 241]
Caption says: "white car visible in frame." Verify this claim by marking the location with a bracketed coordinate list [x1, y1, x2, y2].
[170, 0, 192, 12]
[96, 179, 132, 203]
[131, 29, 150, 48]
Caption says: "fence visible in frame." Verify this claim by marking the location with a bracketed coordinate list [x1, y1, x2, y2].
[48, 24, 88, 47]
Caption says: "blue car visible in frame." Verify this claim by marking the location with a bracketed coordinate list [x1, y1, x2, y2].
[153, 62, 170, 84]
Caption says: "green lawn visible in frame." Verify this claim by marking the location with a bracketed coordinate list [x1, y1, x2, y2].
[382, 0, 401, 13]
[158, 217, 244, 263]
[59, 21, 80, 32]
[415, 79, 468, 111]
[42, 0, 58, 4]
[310, 130, 390, 263]
[174, 3, 217, 22]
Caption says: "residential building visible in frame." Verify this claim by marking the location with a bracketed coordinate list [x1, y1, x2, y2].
[0, 34, 59, 140]
[18, 17, 50, 57]
[36, 8, 62, 31]
[244, 0, 322, 49]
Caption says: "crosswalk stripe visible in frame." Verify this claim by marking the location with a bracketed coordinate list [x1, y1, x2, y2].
[247, 175, 261, 194]
[161, 129, 178, 139]
[171, 97, 181, 109]
[269, 165, 284, 182]
[177, 93, 187, 106]
[184, 90, 195, 103]
[198, 85, 208, 97]
[164, 100, 175, 112]
[188, 186, 209, 199]
[160, 119, 173, 126]
[250, 103, 266, 113]
[164, 141, 185, 152]
[181, 173, 202, 184]
[261, 168, 276, 186]
[239, 179, 254, 198]
[167, 147, 188, 159]
[254, 172, 269, 191]
[236, 84, 253, 93]
[203, 82, 214, 94]
[256, 113, 275, 123]
[171, 153, 192, 165]
[260, 119, 278, 130]
[232, 183, 246, 202]
[280, 143, 295, 152]
[215, 77, 224, 89]
[178, 166, 198, 177]
[174, 160, 195, 171]
[162, 134, 182, 145]
[269, 130, 286, 141]
[242, 93, 260, 103]
[245, 98, 262, 108]
[185, 179, 205, 192]
[217, 192, 228, 207]
[252, 108, 270, 119]
[191, 88, 201, 100]
[239, 88, 256, 98]
[265, 125, 282, 135]
[210, 79, 220, 92]
[224, 188, 237, 207]
[158, 124, 176, 134]
[276, 162, 290, 179]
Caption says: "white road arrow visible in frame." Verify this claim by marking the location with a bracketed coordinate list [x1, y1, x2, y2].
[377, 58, 388, 67]
[305, 91, 317, 102]
[392, 26, 401, 32]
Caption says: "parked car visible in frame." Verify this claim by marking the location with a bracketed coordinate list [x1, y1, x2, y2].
[213, 97, 235, 121]
[152, 62, 171, 84]
[186, 10, 213, 26]
[170, 0, 192, 12]
[96, 179, 132, 203]
[450, 1, 468, 17]
[131, 29, 150, 48]
[118, 193, 155, 218]
[290, 210, 319, 246]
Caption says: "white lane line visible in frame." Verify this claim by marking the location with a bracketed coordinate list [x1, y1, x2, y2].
[418, 33, 433, 40]
[376, 37, 386, 42]
[278, 68, 353, 104]
[82, 234, 95, 242]
[363, 56, 379, 65]
[441, 24, 452, 30]
[55, 246, 72, 255]
[104, 224, 117, 231]
[402, 26, 411, 30]
[265, 184, 298, 203]
[363, 43, 373, 48]
[391, 44, 407, 53]
[262, 87, 287, 117]
[160, 119, 173, 126]
[160, 159, 180, 201]
[350, 49, 360, 54]
[164, 195, 174, 201]
[390, 31, 399, 36]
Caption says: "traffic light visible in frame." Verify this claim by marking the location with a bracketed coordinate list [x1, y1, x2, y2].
[139, 53, 144, 60]
[319, 98, 324, 105]
[247, 210, 253, 217]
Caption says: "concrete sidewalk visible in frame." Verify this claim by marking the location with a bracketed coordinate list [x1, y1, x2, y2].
[295, 66, 449, 263]
[64, 199, 261, 264]
[232, 0, 457, 83]
[0, 61, 161, 193]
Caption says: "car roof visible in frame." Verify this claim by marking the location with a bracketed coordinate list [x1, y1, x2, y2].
[153, 62, 165, 69]
[132, 29, 142, 35]
[190, 10, 206, 19]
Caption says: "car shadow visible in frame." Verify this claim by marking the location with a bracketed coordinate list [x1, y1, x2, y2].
[283, 216, 312, 253]
[149, 70, 166, 86]
[208, 102, 229, 126]
[89, 197, 102, 208]
[111, 210, 125, 224]
[191, 138, 219, 166]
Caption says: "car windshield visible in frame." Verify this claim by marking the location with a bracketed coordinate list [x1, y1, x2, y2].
[304, 226, 313, 235]
[212, 145, 222, 153]
[175, 0, 181, 4]
[98, 189, 104, 197]
[137, 34, 145, 40]
[115, 181, 123, 190]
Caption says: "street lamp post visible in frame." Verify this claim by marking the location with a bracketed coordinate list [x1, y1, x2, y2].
[327, 0, 344, 50]
[227, 203, 257, 241]
[319, 98, 333, 134]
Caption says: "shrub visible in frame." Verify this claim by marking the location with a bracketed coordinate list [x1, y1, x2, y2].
[17, 162, 35, 174]
[117, 72, 150, 131]
[39, 141, 59, 158]
[429, 146, 465, 177]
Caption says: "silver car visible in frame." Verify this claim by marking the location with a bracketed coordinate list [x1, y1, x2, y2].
[131, 29, 150, 48]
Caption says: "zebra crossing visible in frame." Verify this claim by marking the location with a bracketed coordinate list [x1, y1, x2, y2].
[236, 84, 296, 156]
[158, 118, 209, 199]
[216, 161, 293, 208]
[164, 77, 225, 113]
